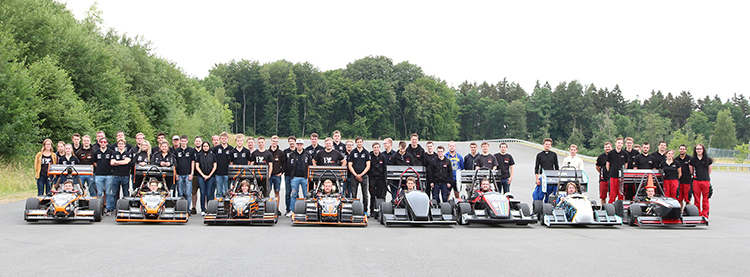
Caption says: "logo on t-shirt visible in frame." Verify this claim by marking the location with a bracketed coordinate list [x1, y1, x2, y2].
[324, 157, 333, 164]
[256, 157, 265, 163]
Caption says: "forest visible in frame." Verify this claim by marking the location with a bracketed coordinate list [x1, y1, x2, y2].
[2, 0, 747, 162]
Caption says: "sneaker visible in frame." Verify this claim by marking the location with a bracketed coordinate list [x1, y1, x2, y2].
[201, 211, 206, 216]
[191, 208, 197, 215]
[285, 211, 292, 217]
[276, 210, 281, 216]
[365, 212, 369, 218]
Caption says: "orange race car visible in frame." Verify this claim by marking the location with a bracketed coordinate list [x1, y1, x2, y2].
[24, 165, 103, 223]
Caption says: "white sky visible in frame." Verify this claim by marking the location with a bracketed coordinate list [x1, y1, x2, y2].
[61, 0, 749, 101]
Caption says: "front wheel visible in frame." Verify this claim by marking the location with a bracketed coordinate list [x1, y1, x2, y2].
[207, 200, 218, 215]
[518, 203, 531, 217]
[457, 202, 472, 225]
[90, 198, 102, 222]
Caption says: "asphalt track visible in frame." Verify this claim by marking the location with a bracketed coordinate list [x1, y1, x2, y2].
[2, 142, 748, 276]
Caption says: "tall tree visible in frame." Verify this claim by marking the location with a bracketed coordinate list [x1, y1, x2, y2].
[713, 108, 738, 149]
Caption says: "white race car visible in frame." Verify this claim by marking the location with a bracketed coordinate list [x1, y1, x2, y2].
[536, 193, 621, 226]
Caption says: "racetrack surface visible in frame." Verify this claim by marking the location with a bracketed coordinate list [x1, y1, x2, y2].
[2, 142, 748, 276]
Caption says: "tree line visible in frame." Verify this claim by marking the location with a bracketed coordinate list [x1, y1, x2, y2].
[1, 0, 746, 162]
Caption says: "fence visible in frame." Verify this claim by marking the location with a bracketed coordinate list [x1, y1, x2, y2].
[709, 147, 749, 159]
[483, 138, 598, 163]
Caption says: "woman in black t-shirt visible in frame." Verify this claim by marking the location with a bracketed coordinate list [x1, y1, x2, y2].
[689, 144, 713, 217]
[34, 139, 57, 196]
[195, 142, 217, 214]
[660, 149, 681, 199]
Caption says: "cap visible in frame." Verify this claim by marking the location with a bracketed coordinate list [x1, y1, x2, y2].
[172, 135, 180, 140]
[296, 139, 304, 144]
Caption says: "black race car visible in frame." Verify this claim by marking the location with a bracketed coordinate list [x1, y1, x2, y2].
[617, 171, 708, 227]
[378, 166, 456, 226]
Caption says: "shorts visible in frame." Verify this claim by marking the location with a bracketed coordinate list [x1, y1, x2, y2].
[192, 176, 200, 195]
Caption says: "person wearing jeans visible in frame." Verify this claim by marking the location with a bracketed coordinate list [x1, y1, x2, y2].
[174, 135, 196, 212]
[93, 138, 114, 209]
[195, 142, 217, 214]
[108, 139, 132, 212]
[287, 139, 311, 214]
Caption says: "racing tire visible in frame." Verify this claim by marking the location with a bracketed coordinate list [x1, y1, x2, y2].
[175, 199, 189, 214]
[542, 203, 554, 215]
[457, 202, 471, 225]
[90, 198, 103, 222]
[24, 198, 38, 221]
[518, 203, 531, 217]
[265, 200, 278, 216]
[628, 204, 642, 226]
[117, 199, 129, 211]
[294, 201, 307, 216]
[684, 204, 700, 216]
[533, 200, 543, 216]
[380, 202, 393, 225]
[207, 200, 218, 215]
[351, 201, 365, 216]
[614, 200, 624, 218]
[603, 204, 616, 217]
[440, 202, 452, 216]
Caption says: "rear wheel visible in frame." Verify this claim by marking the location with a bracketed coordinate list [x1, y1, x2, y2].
[351, 201, 365, 216]
[175, 199, 189, 213]
[117, 199, 129, 211]
[614, 200, 624, 218]
[684, 204, 700, 216]
[207, 200, 218, 215]
[542, 203, 554, 215]
[90, 198, 102, 222]
[294, 201, 307, 216]
[603, 203, 616, 217]
[457, 202, 472, 225]
[518, 203, 531, 217]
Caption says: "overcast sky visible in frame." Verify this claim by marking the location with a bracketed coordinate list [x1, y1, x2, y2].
[61, 1, 748, 101]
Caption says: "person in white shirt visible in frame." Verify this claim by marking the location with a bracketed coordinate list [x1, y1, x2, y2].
[562, 144, 585, 171]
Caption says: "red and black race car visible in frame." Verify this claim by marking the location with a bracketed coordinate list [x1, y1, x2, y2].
[455, 168, 536, 226]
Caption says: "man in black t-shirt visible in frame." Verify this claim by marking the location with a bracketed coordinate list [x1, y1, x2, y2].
[389, 141, 414, 166]
[405, 133, 425, 166]
[304, 133, 324, 159]
[474, 141, 499, 170]
[332, 130, 346, 153]
[212, 132, 232, 198]
[651, 141, 668, 165]
[675, 144, 693, 206]
[368, 142, 387, 215]
[93, 138, 113, 200]
[71, 133, 81, 154]
[288, 139, 312, 213]
[596, 142, 612, 204]
[348, 137, 371, 213]
[76, 135, 96, 196]
[250, 136, 274, 197]
[314, 138, 346, 166]
[175, 135, 196, 210]
[606, 138, 631, 203]
[464, 142, 479, 174]
[633, 142, 657, 169]
[230, 134, 252, 165]
[427, 146, 452, 203]
[534, 138, 559, 203]
[268, 136, 286, 203]
[494, 142, 515, 194]
[283, 136, 297, 216]
[109, 139, 132, 213]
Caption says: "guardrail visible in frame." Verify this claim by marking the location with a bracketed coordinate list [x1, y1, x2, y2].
[483, 138, 598, 163]
[713, 163, 750, 171]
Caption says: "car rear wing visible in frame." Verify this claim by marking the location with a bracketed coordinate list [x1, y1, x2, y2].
[135, 164, 175, 183]
[621, 169, 665, 197]
[459, 169, 501, 186]
[386, 165, 426, 183]
[308, 166, 348, 183]
[543, 168, 589, 192]
[229, 165, 269, 181]
[47, 165, 93, 176]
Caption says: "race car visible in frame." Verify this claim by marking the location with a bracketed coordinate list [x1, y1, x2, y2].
[534, 166, 621, 226]
[378, 166, 456, 225]
[204, 165, 278, 225]
[115, 165, 189, 223]
[455, 168, 536, 225]
[292, 166, 366, 226]
[24, 165, 102, 222]
[617, 172, 708, 227]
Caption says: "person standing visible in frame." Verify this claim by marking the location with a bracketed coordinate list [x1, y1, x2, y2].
[606, 138, 631, 203]
[651, 141, 668, 165]
[632, 142, 657, 169]
[422, 141, 438, 166]
[405, 133, 425, 166]
[58, 144, 80, 165]
[283, 136, 297, 216]
[464, 142, 479, 174]
[75, 135, 96, 195]
[212, 132, 232, 199]
[250, 136, 273, 197]
[675, 144, 693, 207]
[195, 142, 217, 215]
[313, 138, 346, 166]
[332, 130, 346, 153]
[190, 136, 203, 214]
[304, 133, 324, 158]
[151, 141, 176, 190]
[660, 149, 682, 199]
[474, 142, 498, 170]
[494, 142, 515, 194]
[446, 141, 464, 199]
[268, 135, 286, 206]
[71, 133, 82, 153]
[689, 144, 713, 217]
[230, 134, 251, 165]
[596, 142, 612, 205]
[34, 139, 57, 196]
[368, 142, 387, 216]
[246, 136, 256, 153]
[174, 135, 196, 212]
[93, 138, 114, 209]
[534, 138, 559, 203]
[624, 137, 638, 168]
[562, 144, 584, 170]
[108, 139, 132, 213]
[427, 146, 452, 203]
[348, 136, 371, 214]
[288, 139, 312, 213]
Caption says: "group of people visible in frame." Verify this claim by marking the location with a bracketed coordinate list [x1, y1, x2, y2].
[594, 137, 713, 217]
[33, 131, 713, 218]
